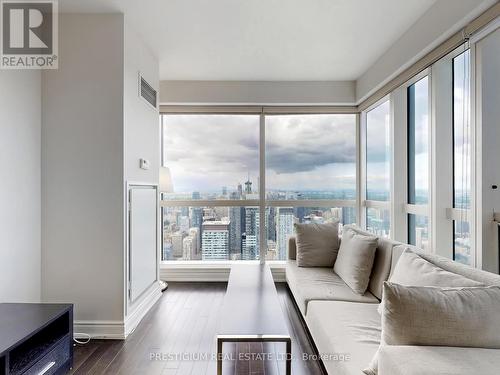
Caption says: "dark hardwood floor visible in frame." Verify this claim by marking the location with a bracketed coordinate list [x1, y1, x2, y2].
[70, 283, 325, 375]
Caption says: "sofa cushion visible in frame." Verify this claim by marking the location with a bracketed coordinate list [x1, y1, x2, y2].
[334, 229, 378, 295]
[382, 283, 500, 348]
[378, 248, 483, 313]
[295, 221, 340, 267]
[343, 224, 397, 299]
[288, 236, 297, 260]
[392, 244, 500, 287]
[306, 301, 381, 375]
[378, 345, 500, 375]
[286, 261, 378, 315]
[390, 249, 483, 288]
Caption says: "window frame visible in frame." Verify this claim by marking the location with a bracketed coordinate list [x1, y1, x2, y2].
[160, 107, 359, 263]
[451, 49, 473, 265]
[360, 96, 392, 237]
[160, 43, 477, 267]
[404, 70, 432, 250]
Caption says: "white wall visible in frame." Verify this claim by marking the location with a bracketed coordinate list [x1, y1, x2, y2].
[123, 19, 161, 325]
[356, 0, 496, 103]
[159, 80, 356, 105]
[124, 21, 160, 184]
[476, 27, 500, 273]
[41, 14, 125, 325]
[0, 71, 41, 302]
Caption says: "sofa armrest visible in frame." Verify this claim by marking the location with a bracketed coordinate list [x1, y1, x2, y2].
[288, 236, 297, 260]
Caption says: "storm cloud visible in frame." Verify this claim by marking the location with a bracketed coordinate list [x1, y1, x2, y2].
[163, 113, 358, 192]
[266, 114, 356, 174]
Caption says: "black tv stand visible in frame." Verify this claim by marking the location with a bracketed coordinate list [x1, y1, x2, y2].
[0, 304, 73, 375]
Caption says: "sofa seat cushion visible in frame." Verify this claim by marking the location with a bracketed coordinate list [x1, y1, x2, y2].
[286, 261, 378, 315]
[378, 345, 500, 375]
[306, 301, 381, 375]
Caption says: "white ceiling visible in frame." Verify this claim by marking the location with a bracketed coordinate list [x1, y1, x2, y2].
[59, 0, 438, 81]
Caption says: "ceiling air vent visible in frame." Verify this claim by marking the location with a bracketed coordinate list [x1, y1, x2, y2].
[139, 74, 157, 109]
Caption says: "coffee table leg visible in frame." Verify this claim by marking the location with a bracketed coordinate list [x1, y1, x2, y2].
[286, 338, 292, 375]
[217, 337, 223, 375]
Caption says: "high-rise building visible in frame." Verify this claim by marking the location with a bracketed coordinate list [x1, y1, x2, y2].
[242, 207, 258, 260]
[295, 207, 306, 223]
[277, 207, 294, 260]
[181, 226, 200, 260]
[202, 220, 230, 260]
[162, 241, 172, 261]
[171, 232, 184, 258]
[245, 179, 252, 194]
[182, 236, 194, 260]
[229, 206, 242, 258]
[214, 206, 229, 219]
[179, 215, 190, 233]
[342, 207, 356, 226]
[330, 207, 343, 222]
[190, 207, 203, 256]
[267, 206, 276, 242]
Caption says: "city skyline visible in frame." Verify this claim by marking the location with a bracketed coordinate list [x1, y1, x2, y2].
[161, 105, 471, 265]
[162, 178, 470, 263]
[162, 178, 357, 261]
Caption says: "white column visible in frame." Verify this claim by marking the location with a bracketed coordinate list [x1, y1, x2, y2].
[390, 87, 408, 243]
[431, 57, 454, 259]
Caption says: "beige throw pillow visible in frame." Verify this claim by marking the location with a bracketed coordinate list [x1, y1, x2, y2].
[295, 221, 340, 267]
[366, 255, 485, 375]
[377, 249, 482, 313]
[333, 229, 377, 295]
[382, 282, 500, 348]
[390, 249, 483, 287]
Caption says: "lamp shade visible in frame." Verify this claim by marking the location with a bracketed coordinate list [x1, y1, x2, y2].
[159, 167, 173, 193]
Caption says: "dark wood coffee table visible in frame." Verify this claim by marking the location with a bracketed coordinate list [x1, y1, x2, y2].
[217, 263, 291, 374]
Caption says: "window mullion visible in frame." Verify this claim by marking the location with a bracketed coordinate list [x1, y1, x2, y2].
[259, 111, 266, 264]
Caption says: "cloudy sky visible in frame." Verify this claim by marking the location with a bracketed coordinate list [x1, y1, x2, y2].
[410, 76, 430, 197]
[366, 100, 391, 197]
[453, 50, 471, 205]
[163, 114, 259, 193]
[163, 83, 439, 197]
[163, 114, 357, 193]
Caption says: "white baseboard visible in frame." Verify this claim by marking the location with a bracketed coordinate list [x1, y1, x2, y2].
[73, 320, 126, 340]
[160, 267, 231, 282]
[125, 282, 162, 337]
[73, 284, 162, 340]
[160, 264, 287, 282]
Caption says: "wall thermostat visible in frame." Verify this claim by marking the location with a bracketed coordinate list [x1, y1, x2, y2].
[140, 158, 150, 170]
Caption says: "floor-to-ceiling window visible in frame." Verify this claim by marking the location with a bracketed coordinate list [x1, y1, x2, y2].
[161, 111, 357, 262]
[160, 114, 260, 261]
[265, 114, 357, 260]
[364, 100, 391, 237]
[159, 45, 477, 264]
[407, 76, 430, 250]
[452, 50, 472, 265]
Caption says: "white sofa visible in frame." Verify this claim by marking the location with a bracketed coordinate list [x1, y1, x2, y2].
[286, 224, 500, 375]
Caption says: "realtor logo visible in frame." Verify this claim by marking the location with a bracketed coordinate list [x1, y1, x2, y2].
[1, 0, 58, 69]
